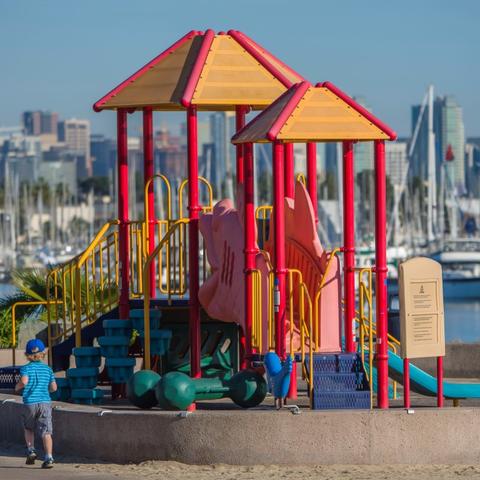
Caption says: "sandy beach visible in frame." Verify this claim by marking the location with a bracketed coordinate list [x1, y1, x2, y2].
[77, 462, 480, 479]
[3, 443, 480, 480]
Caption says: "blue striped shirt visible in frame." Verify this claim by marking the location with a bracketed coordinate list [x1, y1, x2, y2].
[20, 361, 55, 405]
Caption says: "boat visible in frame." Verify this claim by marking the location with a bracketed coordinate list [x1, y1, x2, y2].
[430, 239, 480, 299]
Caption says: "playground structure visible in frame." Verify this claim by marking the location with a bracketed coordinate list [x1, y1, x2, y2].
[5, 28, 478, 412]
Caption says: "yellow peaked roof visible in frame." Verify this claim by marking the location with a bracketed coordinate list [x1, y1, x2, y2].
[232, 82, 397, 143]
[94, 30, 304, 112]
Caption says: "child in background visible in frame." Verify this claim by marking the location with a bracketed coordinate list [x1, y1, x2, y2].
[15, 338, 57, 469]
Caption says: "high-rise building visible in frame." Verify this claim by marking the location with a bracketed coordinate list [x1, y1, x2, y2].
[466, 138, 480, 197]
[38, 157, 77, 198]
[386, 140, 408, 187]
[411, 93, 465, 192]
[58, 118, 91, 179]
[90, 134, 116, 177]
[410, 103, 428, 181]
[22, 111, 58, 136]
[434, 96, 465, 192]
[22, 111, 41, 136]
[1, 134, 42, 183]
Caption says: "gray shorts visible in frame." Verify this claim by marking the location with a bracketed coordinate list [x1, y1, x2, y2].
[22, 403, 53, 436]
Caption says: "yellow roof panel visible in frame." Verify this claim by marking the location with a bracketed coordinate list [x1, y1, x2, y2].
[277, 87, 390, 141]
[94, 33, 201, 111]
[232, 82, 397, 144]
[191, 35, 287, 108]
[94, 30, 305, 112]
[234, 31, 304, 86]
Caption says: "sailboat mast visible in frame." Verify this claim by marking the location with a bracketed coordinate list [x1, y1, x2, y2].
[427, 84, 437, 243]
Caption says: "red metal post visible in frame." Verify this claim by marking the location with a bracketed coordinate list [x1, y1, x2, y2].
[235, 106, 247, 184]
[437, 356, 444, 407]
[187, 106, 201, 383]
[273, 142, 286, 358]
[374, 140, 389, 409]
[342, 141, 355, 353]
[285, 141, 296, 397]
[403, 357, 410, 409]
[117, 109, 130, 319]
[244, 141, 256, 367]
[143, 108, 156, 298]
[306, 142, 318, 223]
[285, 143, 295, 199]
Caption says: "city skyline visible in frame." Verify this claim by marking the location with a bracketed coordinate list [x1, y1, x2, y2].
[1, 1, 479, 138]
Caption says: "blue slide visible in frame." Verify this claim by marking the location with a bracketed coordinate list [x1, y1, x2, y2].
[387, 350, 480, 399]
[364, 351, 480, 399]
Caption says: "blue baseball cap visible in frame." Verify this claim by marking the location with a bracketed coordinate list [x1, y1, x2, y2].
[25, 339, 46, 355]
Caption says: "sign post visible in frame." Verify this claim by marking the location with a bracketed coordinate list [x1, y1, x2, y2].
[399, 257, 445, 408]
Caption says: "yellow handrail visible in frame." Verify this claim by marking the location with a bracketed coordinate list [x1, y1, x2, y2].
[143, 219, 190, 370]
[287, 268, 304, 355]
[74, 220, 120, 347]
[178, 176, 214, 219]
[298, 281, 314, 406]
[255, 206, 273, 246]
[251, 269, 263, 351]
[355, 266, 398, 406]
[143, 174, 172, 255]
[77, 221, 119, 265]
[267, 270, 275, 350]
[355, 267, 374, 407]
[296, 172, 306, 186]
[10, 300, 64, 366]
[10, 301, 43, 366]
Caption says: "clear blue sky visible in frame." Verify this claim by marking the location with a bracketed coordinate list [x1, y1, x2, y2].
[1, 0, 479, 138]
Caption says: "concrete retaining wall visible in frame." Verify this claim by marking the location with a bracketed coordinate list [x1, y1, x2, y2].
[2, 394, 480, 465]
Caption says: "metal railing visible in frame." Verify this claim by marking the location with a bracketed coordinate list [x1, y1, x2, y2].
[178, 176, 214, 218]
[286, 268, 314, 403]
[355, 267, 398, 407]
[255, 206, 273, 247]
[36, 174, 214, 358]
[296, 172, 306, 186]
[10, 300, 60, 366]
[250, 269, 263, 351]
[45, 220, 120, 348]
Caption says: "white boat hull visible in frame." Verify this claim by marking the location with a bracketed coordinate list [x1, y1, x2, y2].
[389, 277, 480, 300]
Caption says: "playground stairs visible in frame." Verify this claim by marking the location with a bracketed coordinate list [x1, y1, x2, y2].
[307, 352, 370, 409]
[67, 347, 104, 405]
[1, 299, 241, 397]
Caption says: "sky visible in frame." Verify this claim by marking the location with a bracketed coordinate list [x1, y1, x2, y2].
[1, 0, 479, 138]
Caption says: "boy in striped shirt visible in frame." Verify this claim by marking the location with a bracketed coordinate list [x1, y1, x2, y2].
[15, 339, 57, 469]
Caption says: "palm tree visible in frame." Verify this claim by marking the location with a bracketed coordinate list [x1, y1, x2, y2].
[0, 267, 119, 348]
[0, 269, 49, 348]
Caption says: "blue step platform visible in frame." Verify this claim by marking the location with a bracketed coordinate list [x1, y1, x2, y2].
[305, 353, 370, 410]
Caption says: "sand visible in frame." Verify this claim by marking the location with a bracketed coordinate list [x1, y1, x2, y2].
[75, 462, 480, 479]
[3, 444, 480, 480]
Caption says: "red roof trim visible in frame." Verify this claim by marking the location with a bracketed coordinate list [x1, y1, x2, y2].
[181, 29, 216, 108]
[234, 30, 306, 86]
[228, 30, 293, 88]
[267, 81, 311, 141]
[317, 82, 397, 140]
[93, 30, 200, 112]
